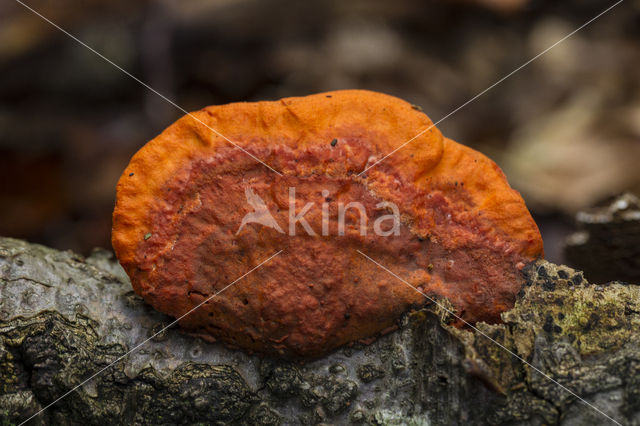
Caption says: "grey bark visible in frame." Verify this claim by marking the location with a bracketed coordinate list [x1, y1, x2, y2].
[1, 237, 639, 425]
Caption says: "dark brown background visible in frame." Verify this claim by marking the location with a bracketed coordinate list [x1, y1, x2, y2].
[1, 0, 639, 264]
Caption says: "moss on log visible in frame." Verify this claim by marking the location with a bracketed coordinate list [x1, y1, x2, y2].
[1, 237, 639, 425]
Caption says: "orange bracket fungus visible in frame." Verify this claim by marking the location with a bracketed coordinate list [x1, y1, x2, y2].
[112, 90, 543, 359]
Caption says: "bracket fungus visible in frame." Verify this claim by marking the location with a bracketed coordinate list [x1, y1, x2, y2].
[112, 90, 543, 359]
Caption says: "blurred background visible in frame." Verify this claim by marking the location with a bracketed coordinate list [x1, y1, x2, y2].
[1, 0, 639, 267]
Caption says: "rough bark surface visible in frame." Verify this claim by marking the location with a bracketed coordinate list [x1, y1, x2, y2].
[1, 237, 639, 425]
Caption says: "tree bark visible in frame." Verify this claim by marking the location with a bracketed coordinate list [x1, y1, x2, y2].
[1, 237, 639, 425]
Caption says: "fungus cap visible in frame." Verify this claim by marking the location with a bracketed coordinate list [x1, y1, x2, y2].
[112, 90, 543, 359]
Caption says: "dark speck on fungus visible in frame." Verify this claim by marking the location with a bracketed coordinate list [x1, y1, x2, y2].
[541, 278, 556, 292]
[112, 90, 543, 360]
[543, 315, 555, 333]
[571, 272, 584, 286]
[537, 266, 549, 278]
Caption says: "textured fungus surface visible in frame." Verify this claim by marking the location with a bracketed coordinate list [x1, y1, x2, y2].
[112, 90, 543, 358]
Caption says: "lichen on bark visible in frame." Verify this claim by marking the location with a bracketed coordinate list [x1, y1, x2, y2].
[1, 237, 640, 425]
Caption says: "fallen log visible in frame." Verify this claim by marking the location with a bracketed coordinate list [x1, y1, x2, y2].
[1, 237, 639, 425]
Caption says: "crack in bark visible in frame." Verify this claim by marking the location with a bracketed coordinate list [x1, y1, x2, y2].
[3, 277, 53, 288]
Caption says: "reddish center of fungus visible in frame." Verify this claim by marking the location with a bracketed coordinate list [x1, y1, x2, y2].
[132, 145, 528, 359]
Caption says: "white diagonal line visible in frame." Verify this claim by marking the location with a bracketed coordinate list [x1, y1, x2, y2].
[19, 249, 283, 426]
[358, 0, 625, 176]
[14, 0, 283, 177]
[356, 249, 622, 426]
